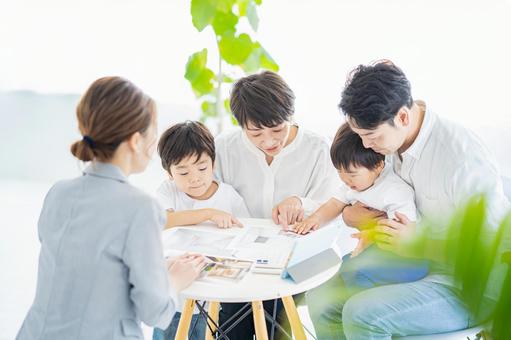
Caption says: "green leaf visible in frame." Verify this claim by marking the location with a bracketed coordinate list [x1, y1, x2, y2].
[218, 33, 254, 65]
[246, 0, 259, 31]
[191, 0, 216, 31]
[201, 100, 217, 117]
[240, 44, 262, 73]
[211, 10, 238, 36]
[260, 46, 279, 71]
[254, 0, 262, 4]
[221, 74, 234, 83]
[236, 0, 249, 16]
[240, 43, 279, 73]
[213, 0, 236, 13]
[224, 98, 232, 113]
[191, 69, 215, 97]
[185, 49, 215, 97]
[185, 49, 208, 81]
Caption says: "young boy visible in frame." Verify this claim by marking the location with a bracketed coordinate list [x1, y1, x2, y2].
[293, 123, 428, 289]
[153, 120, 250, 340]
[157, 120, 250, 229]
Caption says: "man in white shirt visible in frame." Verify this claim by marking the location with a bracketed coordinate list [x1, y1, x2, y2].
[307, 60, 510, 339]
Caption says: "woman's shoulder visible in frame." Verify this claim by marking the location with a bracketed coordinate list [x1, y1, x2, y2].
[297, 128, 331, 151]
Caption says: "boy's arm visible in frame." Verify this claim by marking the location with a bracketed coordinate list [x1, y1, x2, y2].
[165, 209, 215, 228]
[166, 209, 243, 229]
[293, 198, 346, 234]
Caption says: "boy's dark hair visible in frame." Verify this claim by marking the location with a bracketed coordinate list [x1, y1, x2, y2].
[339, 60, 413, 130]
[158, 121, 215, 173]
[330, 123, 385, 171]
[230, 71, 295, 128]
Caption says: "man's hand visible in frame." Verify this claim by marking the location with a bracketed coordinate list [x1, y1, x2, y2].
[167, 253, 207, 292]
[374, 212, 417, 258]
[208, 209, 243, 228]
[342, 202, 387, 229]
[292, 215, 321, 235]
[272, 196, 304, 230]
[350, 229, 375, 257]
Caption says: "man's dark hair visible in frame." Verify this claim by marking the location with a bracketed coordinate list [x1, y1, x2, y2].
[158, 120, 215, 173]
[330, 123, 385, 171]
[339, 60, 413, 130]
[230, 71, 295, 128]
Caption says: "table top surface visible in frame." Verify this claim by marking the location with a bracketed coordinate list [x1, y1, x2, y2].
[163, 218, 349, 303]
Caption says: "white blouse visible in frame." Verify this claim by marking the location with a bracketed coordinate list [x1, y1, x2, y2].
[214, 126, 341, 218]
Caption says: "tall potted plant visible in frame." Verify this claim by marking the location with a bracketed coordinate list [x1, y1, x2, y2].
[184, 0, 279, 133]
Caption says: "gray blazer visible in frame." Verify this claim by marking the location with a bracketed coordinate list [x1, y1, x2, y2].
[17, 162, 176, 340]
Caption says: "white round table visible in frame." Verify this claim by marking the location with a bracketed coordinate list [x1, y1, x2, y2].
[163, 218, 344, 340]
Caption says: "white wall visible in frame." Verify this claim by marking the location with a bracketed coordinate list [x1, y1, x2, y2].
[2, 0, 511, 179]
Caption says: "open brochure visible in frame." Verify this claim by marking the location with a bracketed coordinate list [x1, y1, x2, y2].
[162, 223, 298, 277]
[200, 256, 253, 283]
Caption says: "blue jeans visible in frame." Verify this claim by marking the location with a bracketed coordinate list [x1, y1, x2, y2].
[153, 312, 206, 340]
[306, 271, 474, 340]
[339, 245, 429, 289]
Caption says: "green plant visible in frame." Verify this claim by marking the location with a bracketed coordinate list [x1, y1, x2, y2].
[428, 196, 511, 340]
[184, 0, 279, 132]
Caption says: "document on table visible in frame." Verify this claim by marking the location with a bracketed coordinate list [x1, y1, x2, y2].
[162, 224, 297, 271]
[228, 226, 296, 269]
[162, 228, 236, 258]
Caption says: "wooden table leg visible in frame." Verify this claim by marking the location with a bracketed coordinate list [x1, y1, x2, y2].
[252, 301, 269, 340]
[205, 301, 220, 340]
[282, 296, 306, 340]
[175, 298, 195, 340]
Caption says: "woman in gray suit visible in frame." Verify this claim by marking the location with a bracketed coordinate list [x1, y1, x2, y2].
[17, 77, 206, 340]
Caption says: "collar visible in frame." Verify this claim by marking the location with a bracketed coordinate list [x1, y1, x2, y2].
[401, 101, 437, 160]
[83, 161, 128, 183]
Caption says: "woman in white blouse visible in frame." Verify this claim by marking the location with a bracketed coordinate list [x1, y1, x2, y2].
[215, 71, 340, 339]
[16, 77, 206, 340]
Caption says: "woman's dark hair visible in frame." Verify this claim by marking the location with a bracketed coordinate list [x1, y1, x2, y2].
[70, 76, 155, 162]
[158, 121, 215, 173]
[339, 60, 413, 130]
[330, 123, 385, 171]
[230, 71, 295, 128]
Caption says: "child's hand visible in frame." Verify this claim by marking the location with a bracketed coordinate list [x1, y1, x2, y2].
[208, 209, 244, 228]
[350, 229, 375, 257]
[292, 216, 321, 235]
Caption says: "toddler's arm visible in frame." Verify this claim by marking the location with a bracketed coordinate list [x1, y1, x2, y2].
[292, 198, 347, 234]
